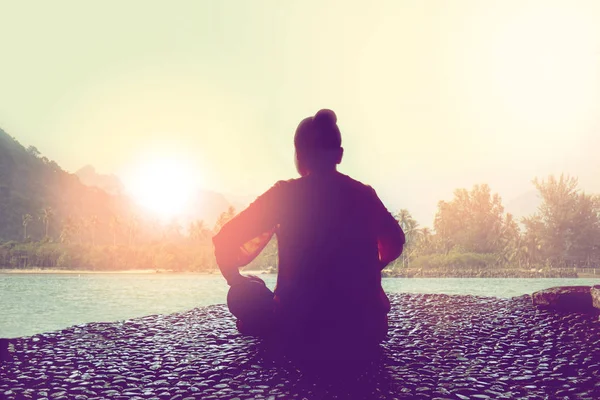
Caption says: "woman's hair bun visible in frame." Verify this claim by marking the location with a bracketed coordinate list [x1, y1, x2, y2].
[294, 108, 341, 151]
[313, 109, 337, 126]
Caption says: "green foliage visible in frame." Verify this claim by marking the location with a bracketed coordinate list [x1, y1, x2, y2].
[411, 252, 499, 270]
[245, 236, 278, 271]
[393, 176, 600, 275]
[434, 184, 507, 254]
[521, 174, 600, 267]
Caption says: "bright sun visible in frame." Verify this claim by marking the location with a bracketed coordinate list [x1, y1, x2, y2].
[125, 157, 199, 219]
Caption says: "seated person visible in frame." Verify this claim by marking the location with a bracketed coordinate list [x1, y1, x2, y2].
[213, 109, 405, 358]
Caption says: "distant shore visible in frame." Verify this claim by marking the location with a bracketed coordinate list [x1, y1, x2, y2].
[0, 268, 201, 274]
[1, 267, 597, 278]
[382, 267, 591, 279]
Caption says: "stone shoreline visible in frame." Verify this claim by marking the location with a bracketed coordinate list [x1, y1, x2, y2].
[1, 294, 600, 399]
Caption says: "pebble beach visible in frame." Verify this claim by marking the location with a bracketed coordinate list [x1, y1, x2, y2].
[1, 293, 600, 400]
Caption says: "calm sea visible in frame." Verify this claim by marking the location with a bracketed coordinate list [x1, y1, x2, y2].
[1, 273, 599, 338]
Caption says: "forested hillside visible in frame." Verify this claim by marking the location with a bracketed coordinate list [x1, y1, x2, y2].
[0, 129, 132, 242]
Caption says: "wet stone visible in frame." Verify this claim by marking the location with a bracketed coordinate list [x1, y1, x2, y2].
[1, 294, 599, 399]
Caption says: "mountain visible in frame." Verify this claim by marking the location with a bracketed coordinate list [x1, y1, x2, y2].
[76, 165, 124, 196]
[182, 191, 257, 228]
[179, 189, 235, 227]
[222, 192, 256, 212]
[0, 128, 133, 241]
[1, 126, 260, 242]
[505, 190, 541, 221]
[74, 164, 238, 228]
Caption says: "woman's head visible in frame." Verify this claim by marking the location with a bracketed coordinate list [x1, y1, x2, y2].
[294, 109, 343, 176]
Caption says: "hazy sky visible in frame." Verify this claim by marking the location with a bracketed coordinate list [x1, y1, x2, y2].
[1, 0, 599, 226]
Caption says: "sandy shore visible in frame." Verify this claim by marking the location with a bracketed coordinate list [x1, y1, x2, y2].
[1, 293, 599, 399]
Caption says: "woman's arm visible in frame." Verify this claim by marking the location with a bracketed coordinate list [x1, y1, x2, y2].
[212, 182, 284, 285]
[371, 189, 405, 269]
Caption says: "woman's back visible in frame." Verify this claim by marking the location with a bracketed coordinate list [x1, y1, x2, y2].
[274, 171, 387, 317]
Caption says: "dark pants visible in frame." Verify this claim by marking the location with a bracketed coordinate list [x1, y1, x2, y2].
[235, 302, 388, 361]
[228, 278, 388, 361]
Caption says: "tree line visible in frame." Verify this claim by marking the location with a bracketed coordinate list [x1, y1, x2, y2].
[1, 174, 598, 277]
[389, 174, 598, 277]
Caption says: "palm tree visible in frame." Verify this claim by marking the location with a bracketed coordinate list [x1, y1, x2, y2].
[109, 215, 120, 247]
[213, 206, 236, 233]
[166, 218, 182, 240]
[88, 215, 98, 245]
[41, 207, 54, 238]
[22, 214, 33, 240]
[496, 213, 521, 266]
[127, 215, 139, 246]
[416, 227, 433, 256]
[60, 216, 77, 244]
[189, 220, 207, 242]
[395, 209, 419, 268]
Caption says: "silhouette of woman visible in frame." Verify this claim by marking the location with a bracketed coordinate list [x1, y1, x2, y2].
[213, 109, 405, 358]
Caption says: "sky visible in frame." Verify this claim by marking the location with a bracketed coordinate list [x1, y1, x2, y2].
[1, 0, 599, 226]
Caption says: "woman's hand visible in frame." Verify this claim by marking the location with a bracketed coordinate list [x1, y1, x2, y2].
[226, 271, 247, 287]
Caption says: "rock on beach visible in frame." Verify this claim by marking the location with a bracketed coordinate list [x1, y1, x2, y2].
[592, 285, 600, 311]
[1, 293, 600, 399]
[532, 286, 596, 313]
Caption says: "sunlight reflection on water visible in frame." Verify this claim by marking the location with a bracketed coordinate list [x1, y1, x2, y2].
[0, 273, 598, 338]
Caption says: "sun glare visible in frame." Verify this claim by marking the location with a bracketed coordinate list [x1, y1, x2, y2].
[125, 157, 199, 219]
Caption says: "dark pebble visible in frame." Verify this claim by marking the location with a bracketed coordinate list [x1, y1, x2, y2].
[1, 294, 599, 399]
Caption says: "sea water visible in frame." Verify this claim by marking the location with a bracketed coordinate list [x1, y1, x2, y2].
[1, 273, 598, 338]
